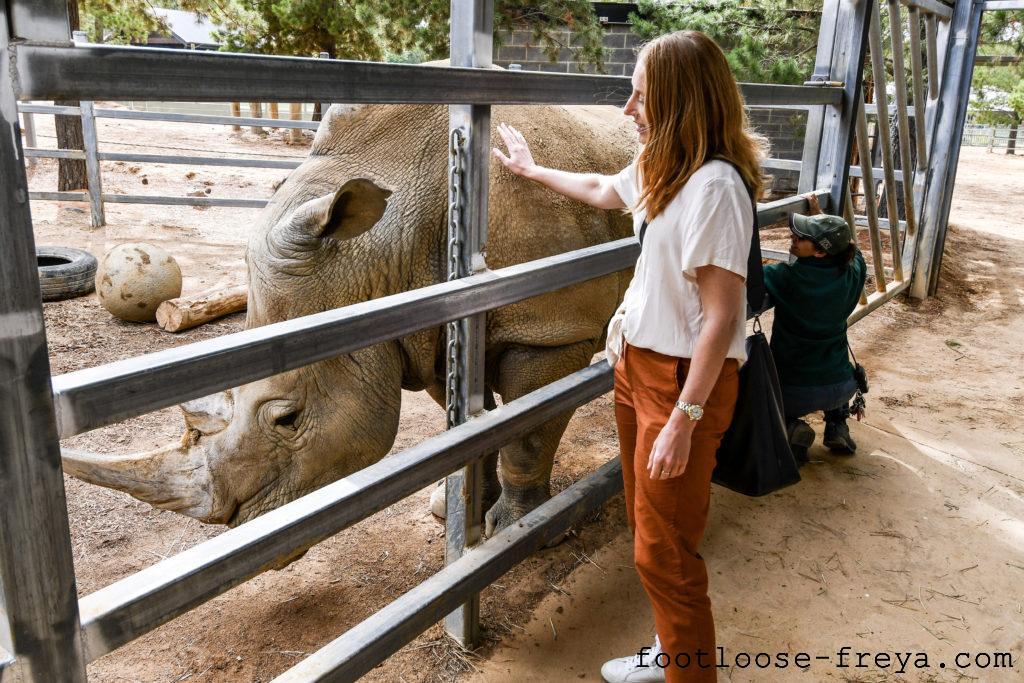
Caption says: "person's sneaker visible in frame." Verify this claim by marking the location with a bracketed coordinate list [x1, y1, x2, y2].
[601, 635, 666, 683]
[823, 420, 857, 454]
[787, 419, 815, 465]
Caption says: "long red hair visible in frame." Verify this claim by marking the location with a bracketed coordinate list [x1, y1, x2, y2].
[636, 31, 768, 220]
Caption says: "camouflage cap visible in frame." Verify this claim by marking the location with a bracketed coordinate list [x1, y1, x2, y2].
[790, 213, 853, 256]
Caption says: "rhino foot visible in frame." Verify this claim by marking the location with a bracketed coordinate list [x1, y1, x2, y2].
[428, 479, 502, 521]
[485, 484, 567, 547]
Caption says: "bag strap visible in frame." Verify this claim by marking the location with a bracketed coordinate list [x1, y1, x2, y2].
[634, 158, 765, 314]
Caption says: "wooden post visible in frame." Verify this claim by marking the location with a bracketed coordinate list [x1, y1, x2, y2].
[268, 102, 279, 130]
[855, 93, 888, 293]
[230, 101, 241, 132]
[248, 102, 264, 135]
[1007, 124, 1018, 155]
[289, 103, 303, 143]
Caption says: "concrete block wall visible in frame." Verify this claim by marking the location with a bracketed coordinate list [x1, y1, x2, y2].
[493, 16, 807, 195]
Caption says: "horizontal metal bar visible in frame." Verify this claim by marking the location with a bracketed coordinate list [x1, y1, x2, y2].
[29, 191, 88, 201]
[974, 55, 1023, 65]
[18, 103, 81, 115]
[763, 159, 904, 185]
[25, 148, 300, 169]
[762, 157, 802, 172]
[13, 44, 842, 107]
[49, 239, 638, 438]
[29, 191, 268, 208]
[25, 147, 85, 159]
[854, 215, 907, 232]
[75, 361, 612, 661]
[99, 152, 302, 169]
[18, 102, 321, 130]
[92, 108, 321, 130]
[762, 248, 791, 261]
[756, 188, 831, 226]
[103, 194, 268, 208]
[982, 1, 1024, 10]
[849, 164, 905, 182]
[272, 457, 623, 682]
[901, 0, 953, 20]
[864, 103, 917, 117]
[848, 278, 911, 325]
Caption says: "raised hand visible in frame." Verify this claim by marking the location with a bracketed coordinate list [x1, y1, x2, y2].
[492, 122, 537, 177]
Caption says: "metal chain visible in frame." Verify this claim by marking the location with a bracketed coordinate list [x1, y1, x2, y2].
[445, 127, 466, 428]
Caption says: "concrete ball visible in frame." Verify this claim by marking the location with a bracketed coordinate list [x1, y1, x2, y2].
[96, 243, 182, 322]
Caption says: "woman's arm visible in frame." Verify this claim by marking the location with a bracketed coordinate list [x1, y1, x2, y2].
[492, 123, 626, 210]
[646, 264, 745, 480]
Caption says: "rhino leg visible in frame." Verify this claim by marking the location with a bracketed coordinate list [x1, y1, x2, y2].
[485, 339, 600, 537]
[427, 384, 501, 519]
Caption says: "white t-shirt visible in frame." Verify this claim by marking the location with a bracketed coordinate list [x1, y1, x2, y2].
[612, 158, 753, 361]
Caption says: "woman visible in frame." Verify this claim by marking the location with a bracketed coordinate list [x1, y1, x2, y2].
[493, 31, 766, 683]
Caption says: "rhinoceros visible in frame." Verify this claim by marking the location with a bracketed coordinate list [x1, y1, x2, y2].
[63, 98, 635, 535]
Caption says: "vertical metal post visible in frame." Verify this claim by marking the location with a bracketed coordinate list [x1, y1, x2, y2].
[906, 8, 928, 171]
[21, 107, 36, 168]
[867, 3, 904, 279]
[887, 0, 918, 235]
[911, 0, 983, 298]
[1, 1, 88, 679]
[845, 189, 870, 305]
[807, 0, 874, 214]
[798, 0, 841, 195]
[924, 15, 939, 101]
[444, 0, 492, 649]
[80, 100, 105, 228]
[854, 94, 888, 293]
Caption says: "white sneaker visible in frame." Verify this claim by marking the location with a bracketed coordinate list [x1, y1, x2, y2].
[600, 635, 666, 683]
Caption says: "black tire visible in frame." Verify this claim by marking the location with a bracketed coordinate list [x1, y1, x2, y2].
[37, 246, 98, 302]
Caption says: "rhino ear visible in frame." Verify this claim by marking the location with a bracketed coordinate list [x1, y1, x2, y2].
[294, 178, 392, 241]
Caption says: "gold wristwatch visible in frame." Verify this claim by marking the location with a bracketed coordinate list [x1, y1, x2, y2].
[674, 400, 704, 421]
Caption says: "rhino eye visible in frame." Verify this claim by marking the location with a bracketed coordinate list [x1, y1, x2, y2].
[275, 410, 300, 430]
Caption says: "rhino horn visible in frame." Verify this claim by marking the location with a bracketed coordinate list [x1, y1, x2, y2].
[181, 390, 234, 435]
[61, 444, 232, 523]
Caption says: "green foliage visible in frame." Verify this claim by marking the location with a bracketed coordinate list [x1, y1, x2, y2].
[215, 1, 604, 65]
[971, 11, 1023, 123]
[78, 1, 218, 44]
[627, 0, 820, 84]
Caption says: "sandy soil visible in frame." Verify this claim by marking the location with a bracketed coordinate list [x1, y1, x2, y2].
[25, 104, 1023, 683]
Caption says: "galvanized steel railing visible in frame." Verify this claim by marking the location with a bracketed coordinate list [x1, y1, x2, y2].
[0, 0, 989, 680]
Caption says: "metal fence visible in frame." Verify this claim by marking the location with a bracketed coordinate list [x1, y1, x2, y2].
[961, 123, 1020, 151]
[0, 0, 994, 681]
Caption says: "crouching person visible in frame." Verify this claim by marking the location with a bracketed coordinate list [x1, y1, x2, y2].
[765, 213, 866, 462]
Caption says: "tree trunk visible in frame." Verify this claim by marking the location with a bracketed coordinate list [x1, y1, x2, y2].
[1006, 123, 1018, 156]
[57, 0, 86, 191]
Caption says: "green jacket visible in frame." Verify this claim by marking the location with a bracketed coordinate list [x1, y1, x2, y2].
[764, 251, 866, 387]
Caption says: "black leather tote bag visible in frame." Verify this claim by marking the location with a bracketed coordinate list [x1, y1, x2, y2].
[713, 320, 801, 496]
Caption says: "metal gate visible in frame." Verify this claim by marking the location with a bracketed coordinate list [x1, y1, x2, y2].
[0, 0, 1001, 680]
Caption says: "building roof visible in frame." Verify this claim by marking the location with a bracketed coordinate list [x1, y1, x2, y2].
[150, 8, 223, 49]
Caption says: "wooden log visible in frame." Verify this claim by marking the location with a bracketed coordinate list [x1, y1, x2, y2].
[156, 285, 247, 332]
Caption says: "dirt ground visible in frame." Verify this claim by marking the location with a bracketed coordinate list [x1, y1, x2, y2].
[25, 105, 1023, 683]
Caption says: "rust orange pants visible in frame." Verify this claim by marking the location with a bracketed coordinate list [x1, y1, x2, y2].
[614, 342, 739, 683]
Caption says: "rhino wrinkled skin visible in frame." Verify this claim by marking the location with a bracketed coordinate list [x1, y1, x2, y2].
[63, 97, 636, 536]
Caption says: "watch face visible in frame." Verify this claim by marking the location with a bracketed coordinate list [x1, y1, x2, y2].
[689, 405, 704, 420]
